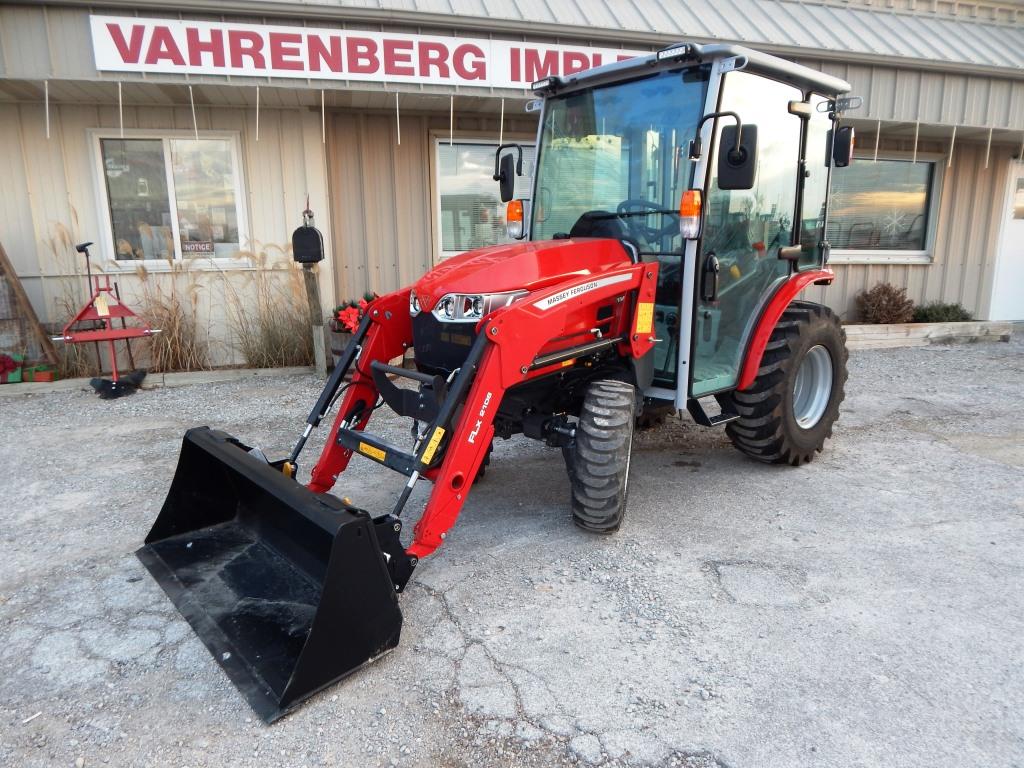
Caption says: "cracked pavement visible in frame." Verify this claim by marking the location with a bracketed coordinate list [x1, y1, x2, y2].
[1, 337, 1022, 767]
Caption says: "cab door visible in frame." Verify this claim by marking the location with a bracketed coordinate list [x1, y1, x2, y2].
[691, 72, 805, 398]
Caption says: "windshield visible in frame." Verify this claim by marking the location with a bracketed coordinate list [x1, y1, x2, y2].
[530, 67, 709, 254]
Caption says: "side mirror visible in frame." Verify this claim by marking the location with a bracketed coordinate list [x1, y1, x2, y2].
[717, 124, 758, 190]
[832, 125, 855, 168]
[493, 144, 524, 203]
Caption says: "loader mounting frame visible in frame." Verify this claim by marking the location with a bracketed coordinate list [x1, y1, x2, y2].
[304, 264, 658, 563]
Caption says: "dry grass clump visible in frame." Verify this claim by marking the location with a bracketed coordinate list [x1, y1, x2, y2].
[137, 264, 210, 372]
[226, 251, 314, 368]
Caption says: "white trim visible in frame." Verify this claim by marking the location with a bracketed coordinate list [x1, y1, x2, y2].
[88, 128, 250, 271]
[829, 150, 944, 266]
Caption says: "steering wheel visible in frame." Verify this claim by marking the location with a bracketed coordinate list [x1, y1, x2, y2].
[616, 199, 678, 242]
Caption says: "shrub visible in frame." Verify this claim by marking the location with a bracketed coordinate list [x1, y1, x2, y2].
[855, 283, 915, 324]
[912, 302, 973, 323]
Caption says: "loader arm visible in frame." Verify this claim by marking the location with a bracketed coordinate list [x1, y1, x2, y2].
[409, 263, 658, 557]
[308, 290, 413, 493]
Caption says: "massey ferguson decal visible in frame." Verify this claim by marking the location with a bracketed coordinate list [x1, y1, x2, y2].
[89, 16, 644, 89]
[532, 273, 634, 311]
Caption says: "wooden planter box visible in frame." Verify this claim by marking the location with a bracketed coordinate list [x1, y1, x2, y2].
[843, 321, 1013, 350]
[329, 329, 353, 367]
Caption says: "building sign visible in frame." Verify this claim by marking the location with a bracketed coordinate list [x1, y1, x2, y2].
[89, 15, 647, 89]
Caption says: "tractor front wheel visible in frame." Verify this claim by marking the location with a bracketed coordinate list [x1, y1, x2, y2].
[727, 301, 847, 465]
[566, 379, 637, 533]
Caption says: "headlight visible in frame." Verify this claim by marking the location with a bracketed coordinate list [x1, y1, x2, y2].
[409, 291, 421, 317]
[431, 291, 527, 322]
[440, 296, 456, 320]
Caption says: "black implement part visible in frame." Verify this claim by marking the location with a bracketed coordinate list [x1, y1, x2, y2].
[370, 360, 447, 422]
[137, 427, 402, 723]
[337, 428, 417, 476]
[373, 514, 416, 592]
[686, 393, 740, 427]
[288, 312, 373, 464]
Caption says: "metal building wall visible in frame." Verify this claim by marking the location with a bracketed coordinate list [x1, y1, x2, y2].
[326, 109, 536, 303]
[802, 139, 1014, 320]
[0, 101, 334, 364]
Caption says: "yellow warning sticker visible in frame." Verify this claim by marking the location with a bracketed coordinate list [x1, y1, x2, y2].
[358, 442, 386, 462]
[635, 302, 654, 334]
[421, 427, 445, 465]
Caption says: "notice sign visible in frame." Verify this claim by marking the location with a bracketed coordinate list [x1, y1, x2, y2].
[89, 15, 646, 89]
[182, 241, 215, 255]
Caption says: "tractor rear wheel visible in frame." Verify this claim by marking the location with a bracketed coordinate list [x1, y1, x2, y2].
[726, 301, 847, 465]
[567, 379, 637, 533]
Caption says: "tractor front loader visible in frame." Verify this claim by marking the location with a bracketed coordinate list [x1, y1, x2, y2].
[139, 41, 856, 721]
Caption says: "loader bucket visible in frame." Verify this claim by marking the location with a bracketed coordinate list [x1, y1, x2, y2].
[136, 427, 402, 723]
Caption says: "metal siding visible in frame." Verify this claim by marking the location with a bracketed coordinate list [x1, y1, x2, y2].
[0, 106, 37, 275]
[0, 6, 52, 79]
[326, 108, 537, 301]
[44, 6, 95, 80]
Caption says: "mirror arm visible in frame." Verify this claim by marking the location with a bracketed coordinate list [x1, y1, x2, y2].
[690, 111, 743, 160]
[493, 143, 524, 180]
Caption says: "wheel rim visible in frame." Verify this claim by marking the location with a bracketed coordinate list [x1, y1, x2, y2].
[792, 345, 833, 429]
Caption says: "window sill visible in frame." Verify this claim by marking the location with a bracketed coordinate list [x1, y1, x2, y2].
[829, 250, 933, 266]
[104, 257, 256, 273]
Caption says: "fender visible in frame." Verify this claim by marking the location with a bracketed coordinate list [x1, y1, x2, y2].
[737, 269, 834, 391]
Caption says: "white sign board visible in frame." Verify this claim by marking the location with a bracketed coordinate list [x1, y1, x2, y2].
[89, 15, 647, 89]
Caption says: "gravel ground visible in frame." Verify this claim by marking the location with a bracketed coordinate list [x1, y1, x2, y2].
[0, 338, 1022, 768]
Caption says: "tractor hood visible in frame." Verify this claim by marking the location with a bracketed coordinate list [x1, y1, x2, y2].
[413, 239, 632, 311]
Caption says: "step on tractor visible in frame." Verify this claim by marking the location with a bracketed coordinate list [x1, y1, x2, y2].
[138, 42, 856, 721]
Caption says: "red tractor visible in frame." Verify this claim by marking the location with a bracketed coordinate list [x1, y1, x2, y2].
[138, 42, 855, 721]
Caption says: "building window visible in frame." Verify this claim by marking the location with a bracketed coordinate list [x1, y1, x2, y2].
[435, 140, 535, 261]
[827, 156, 941, 264]
[95, 134, 246, 262]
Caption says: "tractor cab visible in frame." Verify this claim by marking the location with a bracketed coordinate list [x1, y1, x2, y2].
[497, 43, 854, 409]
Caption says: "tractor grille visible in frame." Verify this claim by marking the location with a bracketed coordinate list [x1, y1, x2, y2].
[412, 313, 477, 375]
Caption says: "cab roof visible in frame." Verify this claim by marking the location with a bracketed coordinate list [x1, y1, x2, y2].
[533, 42, 851, 99]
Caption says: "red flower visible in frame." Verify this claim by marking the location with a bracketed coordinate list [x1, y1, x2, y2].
[337, 306, 361, 333]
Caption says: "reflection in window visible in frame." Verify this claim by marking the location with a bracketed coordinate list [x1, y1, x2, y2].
[827, 159, 933, 251]
[437, 142, 534, 259]
[98, 136, 244, 261]
[100, 139, 173, 261]
[170, 139, 241, 258]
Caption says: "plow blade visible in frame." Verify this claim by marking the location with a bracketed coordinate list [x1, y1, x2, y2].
[136, 427, 402, 723]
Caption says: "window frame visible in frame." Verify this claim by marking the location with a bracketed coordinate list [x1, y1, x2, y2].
[89, 129, 250, 270]
[430, 134, 535, 264]
[828, 150, 944, 265]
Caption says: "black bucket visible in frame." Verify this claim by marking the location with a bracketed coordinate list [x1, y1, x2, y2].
[137, 427, 402, 723]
